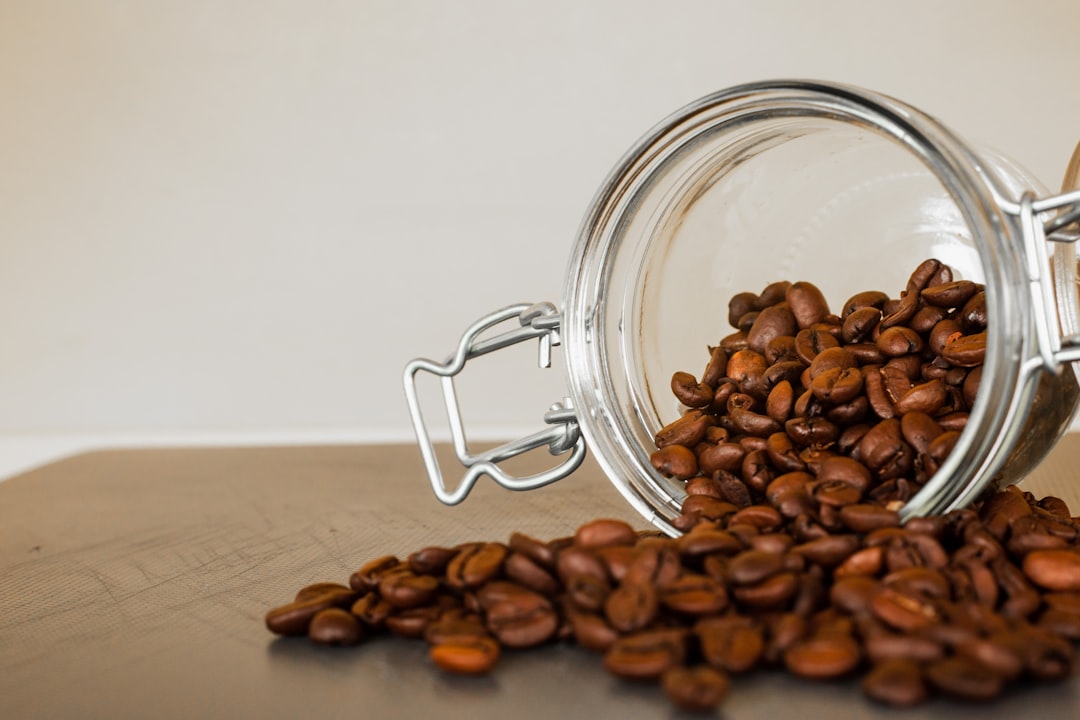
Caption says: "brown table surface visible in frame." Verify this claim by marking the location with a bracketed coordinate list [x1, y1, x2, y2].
[2, 439, 1080, 719]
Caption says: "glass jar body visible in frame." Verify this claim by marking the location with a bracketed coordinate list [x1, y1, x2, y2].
[562, 81, 1080, 535]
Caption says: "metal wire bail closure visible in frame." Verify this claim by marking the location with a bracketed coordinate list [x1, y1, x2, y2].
[403, 302, 585, 506]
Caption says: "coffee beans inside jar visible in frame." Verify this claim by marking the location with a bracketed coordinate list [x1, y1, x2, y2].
[267, 261, 1080, 712]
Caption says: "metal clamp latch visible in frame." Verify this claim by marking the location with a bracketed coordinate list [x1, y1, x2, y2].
[1016, 188, 1080, 373]
[403, 302, 586, 505]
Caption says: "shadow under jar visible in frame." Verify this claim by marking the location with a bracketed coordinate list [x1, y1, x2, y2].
[405, 80, 1080, 536]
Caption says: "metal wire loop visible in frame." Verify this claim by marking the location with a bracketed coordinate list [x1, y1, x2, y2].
[403, 303, 585, 506]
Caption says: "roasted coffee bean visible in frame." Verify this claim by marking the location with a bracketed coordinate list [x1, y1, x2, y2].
[697, 441, 746, 476]
[660, 574, 729, 615]
[485, 593, 559, 648]
[266, 594, 352, 637]
[862, 659, 927, 707]
[1023, 549, 1080, 591]
[728, 291, 758, 328]
[661, 665, 730, 712]
[650, 445, 698, 480]
[294, 582, 355, 603]
[349, 555, 401, 592]
[408, 546, 457, 576]
[696, 616, 765, 673]
[671, 371, 714, 408]
[654, 410, 712, 449]
[747, 304, 798, 354]
[445, 542, 507, 590]
[925, 656, 1005, 701]
[942, 330, 987, 367]
[783, 633, 861, 679]
[605, 582, 660, 633]
[575, 518, 638, 549]
[504, 552, 561, 596]
[309, 608, 364, 646]
[429, 635, 501, 675]
[603, 628, 687, 680]
[379, 571, 440, 609]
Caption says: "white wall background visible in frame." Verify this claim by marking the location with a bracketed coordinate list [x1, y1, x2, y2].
[2, 0, 1079, 477]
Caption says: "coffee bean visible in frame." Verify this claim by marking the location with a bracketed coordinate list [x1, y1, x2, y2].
[926, 656, 1005, 701]
[1023, 549, 1080, 591]
[309, 608, 364, 646]
[783, 633, 861, 679]
[862, 659, 927, 707]
[605, 581, 660, 633]
[661, 665, 730, 712]
[429, 635, 501, 675]
[603, 628, 687, 680]
[696, 616, 765, 673]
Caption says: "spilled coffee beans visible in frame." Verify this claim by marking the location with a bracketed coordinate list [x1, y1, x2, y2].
[266, 262, 1080, 712]
[267, 488, 1080, 711]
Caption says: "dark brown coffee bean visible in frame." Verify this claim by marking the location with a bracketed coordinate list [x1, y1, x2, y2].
[654, 409, 712, 449]
[909, 304, 946, 334]
[309, 607, 364, 646]
[671, 371, 714, 408]
[349, 555, 401, 592]
[839, 504, 900, 532]
[733, 571, 799, 609]
[681, 495, 739, 521]
[794, 327, 840, 364]
[942, 330, 986, 367]
[294, 582, 357, 604]
[876, 326, 924, 356]
[747, 304, 798, 354]
[765, 432, 807, 473]
[840, 306, 881, 343]
[565, 573, 611, 612]
[603, 628, 687, 680]
[504, 552, 561, 597]
[728, 291, 758, 328]
[765, 378, 796, 425]
[379, 571, 440, 609]
[661, 665, 730, 712]
[765, 472, 815, 519]
[575, 518, 638, 549]
[960, 290, 987, 331]
[858, 419, 913, 480]
[862, 365, 897, 419]
[430, 635, 501, 675]
[895, 379, 947, 415]
[728, 505, 784, 532]
[842, 290, 889, 317]
[755, 280, 792, 309]
[350, 593, 393, 627]
[660, 574, 728, 615]
[793, 535, 860, 567]
[650, 444, 698, 480]
[783, 633, 861, 679]
[697, 442, 747, 476]
[508, 532, 556, 569]
[605, 582, 659, 633]
[266, 594, 351, 637]
[870, 586, 940, 631]
[445, 542, 507, 590]
[485, 593, 558, 648]
[407, 546, 457, 576]
[696, 616, 764, 673]
[862, 659, 928, 707]
[926, 655, 1004, 701]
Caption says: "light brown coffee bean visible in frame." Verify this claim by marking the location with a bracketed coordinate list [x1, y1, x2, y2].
[696, 616, 765, 673]
[1023, 549, 1080, 591]
[575, 518, 638, 549]
[783, 633, 861, 679]
[430, 635, 501, 675]
[605, 581, 660, 633]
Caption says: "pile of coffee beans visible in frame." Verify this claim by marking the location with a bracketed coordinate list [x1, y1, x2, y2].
[652, 258, 986, 530]
[266, 261, 1080, 711]
[267, 489, 1080, 711]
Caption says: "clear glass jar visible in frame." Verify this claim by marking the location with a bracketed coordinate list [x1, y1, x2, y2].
[405, 80, 1080, 536]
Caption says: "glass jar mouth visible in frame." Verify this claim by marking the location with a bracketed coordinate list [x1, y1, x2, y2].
[562, 80, 1031, 534]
